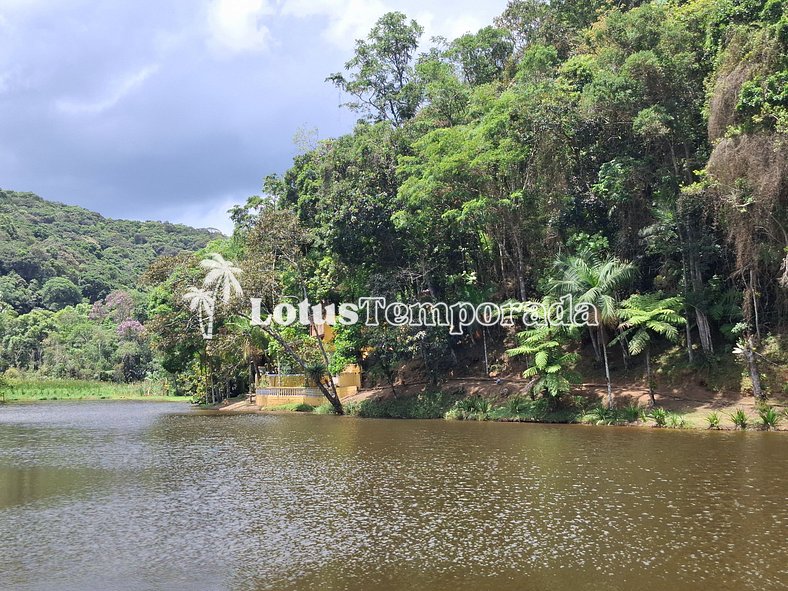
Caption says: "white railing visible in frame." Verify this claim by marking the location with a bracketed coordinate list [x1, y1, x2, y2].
[256, 386, 322, 397]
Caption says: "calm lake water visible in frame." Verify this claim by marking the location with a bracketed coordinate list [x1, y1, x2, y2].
[0, 401, 785, 591]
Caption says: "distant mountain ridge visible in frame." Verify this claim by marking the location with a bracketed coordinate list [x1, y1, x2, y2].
[0, 189, 222, 312]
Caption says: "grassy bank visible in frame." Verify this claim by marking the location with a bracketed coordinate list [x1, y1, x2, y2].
[0, 378, 185, 402]
[302, 392, 786, 431]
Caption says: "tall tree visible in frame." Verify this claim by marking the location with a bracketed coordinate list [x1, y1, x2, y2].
[612, 294, 685, 406]
[551, 255, 636, 407]
[327, 12, 424, 126]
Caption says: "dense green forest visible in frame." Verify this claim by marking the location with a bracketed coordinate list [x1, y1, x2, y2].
[2, 0, 786, 407]
[0, 190, 218, 385]
[141, 0, 786, 407]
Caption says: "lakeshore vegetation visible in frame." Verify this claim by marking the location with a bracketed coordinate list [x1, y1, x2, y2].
[1, 0, 786, 417]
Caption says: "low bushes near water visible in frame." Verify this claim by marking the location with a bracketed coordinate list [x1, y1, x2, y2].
[582, 403, 647, 426]
[444, 395, 493, 421]
[651, 408, 668, 427]
[442, 393, 586, 423]
[666, 412, 686, 429]
[758, 406, 780, 430]
[346, 390, 463, 419]
[648, 408, 686, 428]
[621, 403, 646, 423]
[706, 412, 721, 429]
[314, 402, 339, 415]
[587, 405, 616, 426]
[296, 393, 784, 432]
[730, 408, 749, 430]
[495, 395, 586, 423]
[264, 403, 315, 412]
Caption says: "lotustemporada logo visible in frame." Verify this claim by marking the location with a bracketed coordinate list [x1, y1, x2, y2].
[183, 254, 599, 340]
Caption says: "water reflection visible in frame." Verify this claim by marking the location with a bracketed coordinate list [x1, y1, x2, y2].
[0, 402, 785, 590]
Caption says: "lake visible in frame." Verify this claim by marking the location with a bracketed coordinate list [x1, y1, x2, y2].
[0, 401, 785, 590]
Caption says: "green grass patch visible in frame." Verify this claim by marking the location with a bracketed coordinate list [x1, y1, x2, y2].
[0, 378, 181, 402]
[261, 402, 315, 412]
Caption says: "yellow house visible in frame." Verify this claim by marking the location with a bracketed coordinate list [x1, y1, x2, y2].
[254, 364, 362, 408]
[254, 322, 362, 408]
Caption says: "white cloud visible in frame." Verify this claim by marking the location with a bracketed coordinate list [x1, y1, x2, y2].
[279, 0, 496, 51]
[56, 64, 160, 115]
[432, 14, 486, 40]
[281, 0, 387, 50]
[207, 0, 274, 53]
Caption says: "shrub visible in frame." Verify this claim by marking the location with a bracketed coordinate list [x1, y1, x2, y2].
[314, 403, 338, 415]
[358, 391, 462, 419]
[506, 395, 527, 416]
[706, 412, 721, 429]
[446, 395, 492, 421]
[730, 408, 748, 430]
[667, 412, 686, 429]
[758, 406, 780, 430]
[651, 407, 668, 427]
[622, 403, 645, 423]
[588, 405, 616, 425]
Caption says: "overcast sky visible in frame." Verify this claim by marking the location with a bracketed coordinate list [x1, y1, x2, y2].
[0, 0, 505, 233]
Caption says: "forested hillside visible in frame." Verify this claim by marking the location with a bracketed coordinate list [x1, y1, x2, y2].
[0, 191, 219, 386]
[0, 190, 220, 312]
[145, 0, 787, 405]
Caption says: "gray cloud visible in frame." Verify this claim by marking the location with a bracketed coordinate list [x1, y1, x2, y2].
[0, 0, 504, 232]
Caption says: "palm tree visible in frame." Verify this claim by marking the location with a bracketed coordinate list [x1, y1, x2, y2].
[504, 297, 581, 401]
[551, 254, 636, 408]
[183, 287, 215, 339]
[201, 253, 243, 305]
[507, 326, 580, 401]
[611, 294, 685, 407]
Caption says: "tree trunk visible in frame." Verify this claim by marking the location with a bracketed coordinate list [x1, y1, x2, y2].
[695, 309, 714, 355]
[743, 335, 764, 400]
[684, 315, 694, 364]
[600, 327, 613, 408]
[750, 269, 762, 343]
[646, 346, 655, 407]
[589, 328, 601, 363]
[482, 328, 489, 377]
[618, 330, 630, 370]
[515, 245, 527, 301]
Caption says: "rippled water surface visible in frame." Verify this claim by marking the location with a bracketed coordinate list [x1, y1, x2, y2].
[0, 401, 786, 591]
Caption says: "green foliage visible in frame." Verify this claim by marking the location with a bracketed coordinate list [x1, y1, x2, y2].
[758, 406, 780, 429]
[264, 402, 315, 412]
[327, 12, 424, 125]
[622, 403, 646, 423]
[0, 190, 217, 313]
[730, 408, 749, 429]
[615, 294, 686, 354]
[41, 277, 82, 311]
[667, 412, 686, 429]
[506, 298, 581, 399]
[445, 395, 494, 420]
[706, 411, 721, 429]
[447, 26, 514, 86]
[651, 407, 668, 427]
[588, 405, 616, 425]
[349, 391, 462, 419]
[314, 402, 339, 415]
[0, 376, 169, 401]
